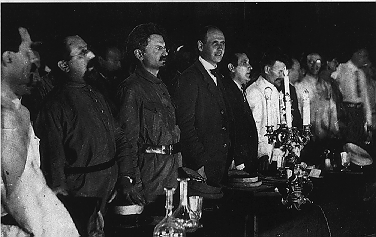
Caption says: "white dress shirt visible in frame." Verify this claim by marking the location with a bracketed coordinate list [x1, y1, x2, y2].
[246, 76, 280, 159]
[199, 56, 217, 85]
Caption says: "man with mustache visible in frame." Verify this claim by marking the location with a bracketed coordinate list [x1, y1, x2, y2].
[245, 49, 284, 171]
[117, 23, 181, 211]
[34, 35, 142, 236]
[174, 25, 232, 198]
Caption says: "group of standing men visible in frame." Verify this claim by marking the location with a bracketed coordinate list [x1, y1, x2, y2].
[2, 21, 374, 237]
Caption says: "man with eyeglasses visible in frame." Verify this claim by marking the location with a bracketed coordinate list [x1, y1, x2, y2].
[222, 51, 258, 176]
[296, 53, 339, 140]
[34, 35, 143, 236]
[117, 23, 181, 214]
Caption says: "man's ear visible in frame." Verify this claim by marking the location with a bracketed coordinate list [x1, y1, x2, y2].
[58, 60, 70, 73]
[2, 51, 13, 66]
[264, 65, 270, 75]
[134, 49, 144, 61]
[197, 40, 203, 52]
[228, 63, 235, 72]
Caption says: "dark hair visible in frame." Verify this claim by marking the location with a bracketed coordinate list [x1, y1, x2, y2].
[126, 22, 167, 56]
[197, 25, 222, 44]
[259, 47, 289, 72]
[227, 52, 241, 67]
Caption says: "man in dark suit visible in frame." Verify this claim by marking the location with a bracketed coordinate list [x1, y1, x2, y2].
[174, 25, 233, 190]
[223, 52, 258, 175]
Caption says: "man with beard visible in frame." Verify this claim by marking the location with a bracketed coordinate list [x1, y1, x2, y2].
[223, 51, 258, 175]
[174, 25, 232, 197]
[117, 23, 181, 211]
[34, 35, 143, 236]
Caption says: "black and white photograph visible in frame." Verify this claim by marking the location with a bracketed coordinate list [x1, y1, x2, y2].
[1, 1, 376, 237]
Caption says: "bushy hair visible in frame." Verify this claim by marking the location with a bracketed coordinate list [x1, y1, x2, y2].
[259, 47, 289, 72]
[126, 22, 167, 56]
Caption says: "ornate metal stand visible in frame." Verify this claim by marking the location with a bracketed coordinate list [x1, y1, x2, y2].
[266, 124, 313, 210]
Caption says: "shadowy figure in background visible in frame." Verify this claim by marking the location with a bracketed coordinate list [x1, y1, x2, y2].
[160, 43, 198, 97]
[295, 52, 340, 165]
[87, 39, 124, 117]
[331, 47, 372, 147]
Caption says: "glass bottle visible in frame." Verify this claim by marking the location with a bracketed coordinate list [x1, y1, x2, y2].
[153, 188, 186, 237]
[172, 178, 199, 233]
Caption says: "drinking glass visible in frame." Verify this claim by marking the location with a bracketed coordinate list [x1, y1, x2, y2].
[189, 196, 203, 228]
[340, 152, 350, 172]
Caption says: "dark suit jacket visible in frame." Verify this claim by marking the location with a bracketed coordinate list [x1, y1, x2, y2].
[174, 60, 233, 185]
[222, 77, 258, 173]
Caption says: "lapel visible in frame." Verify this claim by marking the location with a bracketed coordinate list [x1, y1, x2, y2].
[195, 61, 226, 110]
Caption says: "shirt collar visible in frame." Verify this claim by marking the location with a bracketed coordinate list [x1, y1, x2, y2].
[233, 79, 243, 91]
[199, 56, 216, 71]
[258, 75, 275, 88]
[347, 60, 358, 72]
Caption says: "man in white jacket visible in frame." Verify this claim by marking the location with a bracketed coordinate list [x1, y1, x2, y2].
[246, 50, 283, 171]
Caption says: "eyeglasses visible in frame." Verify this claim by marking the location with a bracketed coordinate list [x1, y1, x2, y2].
[70, 48, 91, 59]
[155, 45, 169, 53]
[308, 59, 321, 65]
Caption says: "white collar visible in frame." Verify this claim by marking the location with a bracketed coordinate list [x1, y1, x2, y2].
[233, 79, 243, 91]
[199, 56, 216, 71]
[347, 60, 358, 72]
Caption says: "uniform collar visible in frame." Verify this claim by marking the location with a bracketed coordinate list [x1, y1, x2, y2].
[135, 65, 163, 84]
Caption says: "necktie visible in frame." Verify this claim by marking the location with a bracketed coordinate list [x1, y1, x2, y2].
[355, 70, 361, 98]
[210, 68, 221, 79]
[241, 85, 247, 102]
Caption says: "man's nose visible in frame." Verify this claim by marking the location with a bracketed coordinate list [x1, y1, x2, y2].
[86, 51, 95, 60]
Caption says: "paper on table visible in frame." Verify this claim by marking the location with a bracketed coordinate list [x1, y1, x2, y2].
[309, 168, 321, 178]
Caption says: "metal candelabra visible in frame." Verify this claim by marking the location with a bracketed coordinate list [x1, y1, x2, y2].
[265, 124, 313, 210]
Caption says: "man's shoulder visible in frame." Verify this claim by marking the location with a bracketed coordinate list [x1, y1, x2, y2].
[118, 73, 147, 93]
[178, 62, 202, 80]
[247, 79, 262, 92]
[1, 105, 29, 130]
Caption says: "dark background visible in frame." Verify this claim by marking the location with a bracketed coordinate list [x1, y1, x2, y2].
[2, 2, 376, 66]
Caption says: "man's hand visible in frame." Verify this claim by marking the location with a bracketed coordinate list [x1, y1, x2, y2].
[117, 176, 146, 205]
[52, 186, 69, 196]
[119, 185, 146, 206]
